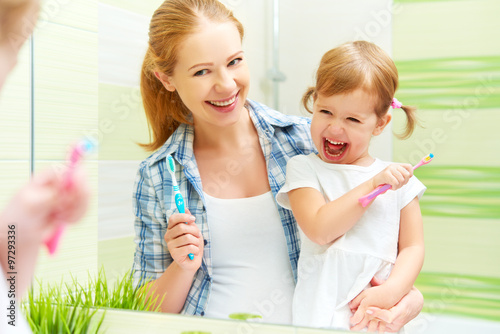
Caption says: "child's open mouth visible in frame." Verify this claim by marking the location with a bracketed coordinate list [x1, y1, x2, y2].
[324, 138, 347, 158]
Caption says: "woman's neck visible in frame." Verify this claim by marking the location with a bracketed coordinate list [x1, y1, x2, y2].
[193, 107, 256, 152]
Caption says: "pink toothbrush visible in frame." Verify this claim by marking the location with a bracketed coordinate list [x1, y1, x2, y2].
[358, 154, 434, 207]
[44, 139, 95, 255]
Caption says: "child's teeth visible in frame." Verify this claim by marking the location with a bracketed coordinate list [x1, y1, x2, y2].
[326, 139, 344, 145]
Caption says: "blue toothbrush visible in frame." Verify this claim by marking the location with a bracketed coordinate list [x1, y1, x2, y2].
[167, 155, 194, 261]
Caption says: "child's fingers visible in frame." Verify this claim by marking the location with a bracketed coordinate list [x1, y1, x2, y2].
[350, 313, 370, 331]
[367, 319, 379, 332]
[349, 291, 364, 312]
[54, 165, 90, 223]
[370, 276, 385, 287]
[378, 321, 387, 333]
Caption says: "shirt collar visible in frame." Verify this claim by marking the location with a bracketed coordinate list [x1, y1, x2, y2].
[147, 99, 295, 166]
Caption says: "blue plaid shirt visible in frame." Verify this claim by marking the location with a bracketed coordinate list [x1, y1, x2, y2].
[131, 100, 315, 316]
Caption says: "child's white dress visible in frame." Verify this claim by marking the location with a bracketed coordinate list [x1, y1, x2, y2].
[276, 153, 426, 330]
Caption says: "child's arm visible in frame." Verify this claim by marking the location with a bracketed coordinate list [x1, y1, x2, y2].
[287, 163, 413, 245]
[349, 197, 425, 328]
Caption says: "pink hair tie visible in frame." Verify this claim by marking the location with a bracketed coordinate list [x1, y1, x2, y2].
[391, 98, 403, 109]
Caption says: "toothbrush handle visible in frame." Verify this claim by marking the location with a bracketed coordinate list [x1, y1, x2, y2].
[174, 191, 194, 261]
[174, 192, 185, 214]
[44, 153, 79, 255]
[358, 184, 392, 207]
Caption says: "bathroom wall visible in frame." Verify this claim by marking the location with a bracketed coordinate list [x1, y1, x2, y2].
[0, 0, 99, 285]
[393, 0, 500, 322]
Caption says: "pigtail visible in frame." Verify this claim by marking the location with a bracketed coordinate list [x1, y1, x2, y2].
[302, 87, 316, 114]
[396, 104, 419, 139]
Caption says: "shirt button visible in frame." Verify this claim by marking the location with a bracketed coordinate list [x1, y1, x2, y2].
[204, 239, 208, 246]
[201, 311, 205, 316]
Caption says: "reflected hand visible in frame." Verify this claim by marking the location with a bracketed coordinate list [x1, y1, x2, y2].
[164, 209, 203, 273]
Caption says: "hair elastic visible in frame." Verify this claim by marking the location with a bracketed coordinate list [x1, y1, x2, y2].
[391, 98, 403, 109]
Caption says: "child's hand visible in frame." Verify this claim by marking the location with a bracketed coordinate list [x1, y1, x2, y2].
[2, 166, 90, 240]
[349, 277, 423, 332]
[372, 163, 413, 191]
[0, 165, 90, 296]
[164, 209, 204, 272]
[349, 283, 396, 332]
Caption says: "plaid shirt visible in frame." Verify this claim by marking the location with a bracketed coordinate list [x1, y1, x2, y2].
[131, 100, 315, 316]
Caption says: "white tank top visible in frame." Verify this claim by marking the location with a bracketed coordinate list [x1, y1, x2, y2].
[203, 191, 295, 325]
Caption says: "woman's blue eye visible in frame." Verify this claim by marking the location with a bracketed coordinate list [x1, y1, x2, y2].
[194, 69, 208, 76]
[228, 58, 242, 66]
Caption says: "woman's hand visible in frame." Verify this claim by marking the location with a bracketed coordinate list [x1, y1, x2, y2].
[164, 209, 204, 273]
[349, 277, 424, 332]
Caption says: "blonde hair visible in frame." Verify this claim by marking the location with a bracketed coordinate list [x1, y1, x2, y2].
[140, 0, 244, 151]
[0, 0, 39, 46]
[303, 41, 417, 139]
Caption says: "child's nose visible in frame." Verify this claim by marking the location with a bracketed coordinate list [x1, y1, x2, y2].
[328, 121, 343, 134]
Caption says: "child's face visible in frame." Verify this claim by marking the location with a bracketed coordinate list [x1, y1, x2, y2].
[310, 88, 391, 166]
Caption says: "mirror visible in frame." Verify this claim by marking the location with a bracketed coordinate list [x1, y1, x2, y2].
[1, 0, 498, 332]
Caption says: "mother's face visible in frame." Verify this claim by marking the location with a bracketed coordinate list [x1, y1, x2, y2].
[156, 20, 250, 130]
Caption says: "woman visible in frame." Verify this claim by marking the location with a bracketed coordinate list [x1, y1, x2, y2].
[131, 0, 423, 330]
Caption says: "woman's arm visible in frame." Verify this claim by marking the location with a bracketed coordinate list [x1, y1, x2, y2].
[287, 163, 413, 245]
[143, 211, 204, 313]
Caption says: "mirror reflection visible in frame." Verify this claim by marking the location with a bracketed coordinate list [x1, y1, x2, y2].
[1, 0, 499, 333]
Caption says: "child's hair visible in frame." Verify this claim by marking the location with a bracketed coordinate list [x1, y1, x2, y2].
[302, 41, 417, 139]
[140, 0, 244, 151]
[0, 0, 38, 46]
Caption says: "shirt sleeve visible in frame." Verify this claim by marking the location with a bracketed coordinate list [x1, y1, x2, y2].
[131, 161, 172, 287]
[399, 175, 427, 210]
[276, 154, 322, 210]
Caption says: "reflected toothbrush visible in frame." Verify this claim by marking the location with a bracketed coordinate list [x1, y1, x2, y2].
[358, 153, 434, 207]
[167, 155, 194, 261]
[44, 139, 96, 255]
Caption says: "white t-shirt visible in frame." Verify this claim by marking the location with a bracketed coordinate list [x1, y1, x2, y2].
[276, 154, 426, 329]
[203, 191, 295, 325]
[0, 270, 32, 333]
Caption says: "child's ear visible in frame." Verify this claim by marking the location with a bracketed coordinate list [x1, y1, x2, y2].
[372, 113, 392, 136]
[154, 71, 176, 92]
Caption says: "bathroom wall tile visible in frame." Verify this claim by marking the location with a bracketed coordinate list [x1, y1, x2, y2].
[98, 84, 150, 161]
[38, 0, 98, 32]
[99, 0, 163, 17]
[0, 45, 31, 160]
[33, 22, 98, 160]
[393, 0, 500, 60]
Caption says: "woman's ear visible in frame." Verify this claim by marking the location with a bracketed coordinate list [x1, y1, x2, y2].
[154, 71, 176, 92]
[372, 113, 392, 136]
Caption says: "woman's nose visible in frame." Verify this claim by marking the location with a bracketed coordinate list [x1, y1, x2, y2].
[214, 69, 236, 93]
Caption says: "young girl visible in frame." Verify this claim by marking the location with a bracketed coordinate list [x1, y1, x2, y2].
[276, 41, 426, 331]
